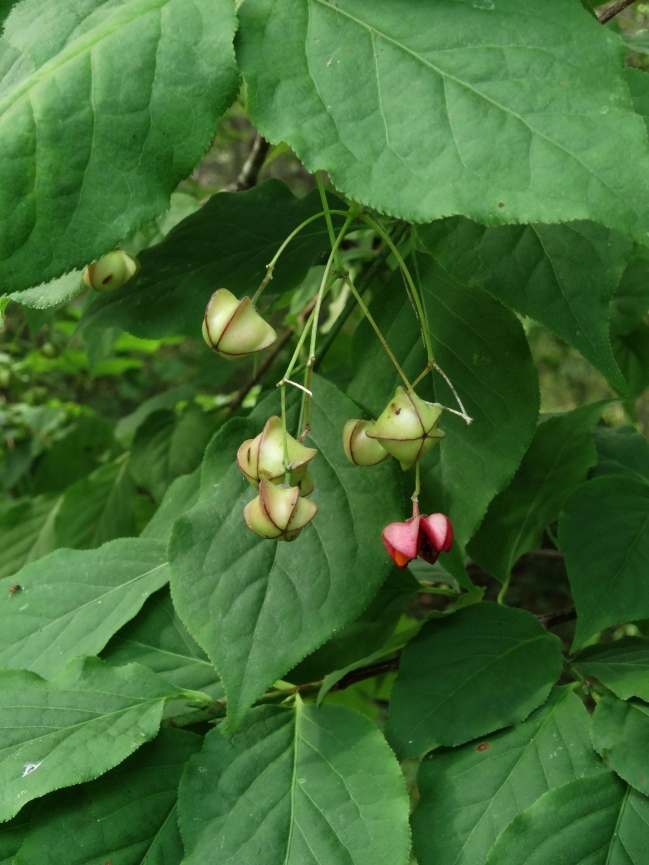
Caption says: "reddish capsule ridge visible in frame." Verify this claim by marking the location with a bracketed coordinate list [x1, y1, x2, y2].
[382, 512, 453, 569]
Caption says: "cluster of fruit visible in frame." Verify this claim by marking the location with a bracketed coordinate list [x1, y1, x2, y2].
[82, 253, 454, 567]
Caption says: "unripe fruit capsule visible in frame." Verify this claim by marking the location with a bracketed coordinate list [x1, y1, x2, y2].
[82, 250, 140, 293]
[342, 419, 391, 466]
[367, 386, 445, 471]
[244, 479, 318, 542]
[202, 289, 276, 359]
[237, 416, 317, 496]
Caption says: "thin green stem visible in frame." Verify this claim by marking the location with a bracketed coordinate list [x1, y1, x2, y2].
[497, 573, 511, 605]
[308, 215, 354, 364]
[417, 583, 462, 598]
[343, 274, 412, 390]
[412, 462, 421, 505]
[281, 384, 289, 482]
[251, 208, 351, 304]
[360, 213, 434, 365]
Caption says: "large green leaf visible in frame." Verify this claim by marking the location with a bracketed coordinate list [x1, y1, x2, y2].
[238, 0, 649, 238]
[14, 728, 202, 865]
[417, 220, 630, 392]
[386, 603, 562, 759]
[609, 245, 649, 338]
[169, 375, 404, 727]
[0, 537, 169, 678]
[347, 252, 538, 573]
[592, 694, 649, 795]
[32, 415, 117, 494]
[0, 804, 34, 865]
[0, 0, 238, 294]
[130, 405, 216, 503]
[289, 566, 419, 683]
[485, 773, 649, 865]
[559, 475, 649, 650]
[140, 467, 201, 542]
[412, 688, 604, 865]
[0, 494, 59, 578]
[102, 587, 220, 693]
[612, 322, 649, 400]
[54, 456, 137, 549]
[0, 658, 184, 821]
[178, 701, 411, 865]
[575, 637, 649, 701]
[80, 180, 346, 338]
[468, 402, 609, 583]
[591, 425, 649, 483]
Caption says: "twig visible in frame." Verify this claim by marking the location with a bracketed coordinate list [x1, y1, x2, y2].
[598, 0, 636, 24]
[227, 326, 294, 414]
[332, 657, 401, 691]
[536, 608, 577, 629]
[225, 132, 271, 192]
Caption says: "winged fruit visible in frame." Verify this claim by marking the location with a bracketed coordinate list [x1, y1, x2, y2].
[244, 479, 318, 542]
[342, 419, 391, 466]
[82, 250, 140, 293]
[202, 288, 276, 359]
[367, 386, 444, 471]
[382, 512, 453, 568]
[238, 416, 317, 496]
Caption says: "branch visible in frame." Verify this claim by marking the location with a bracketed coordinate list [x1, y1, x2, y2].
[225, 132, 271, 192]
[598, 0, 636, 24]
[536, 607, 577, 629]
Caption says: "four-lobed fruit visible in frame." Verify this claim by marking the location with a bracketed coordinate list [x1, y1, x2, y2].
[82, 250, 140, 293]
[367, 386, 444, 471]
[244, 479, 318, 542]
[238, 416, 317, 496]
[382, 512, 453, 568]
[342, 419, 391, 466]
[203, 288, 277, 359]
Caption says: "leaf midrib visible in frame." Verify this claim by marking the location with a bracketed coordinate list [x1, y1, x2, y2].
[0, 0, 170, 118]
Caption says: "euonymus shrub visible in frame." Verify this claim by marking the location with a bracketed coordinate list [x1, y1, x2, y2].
[1, 0, 649, 862]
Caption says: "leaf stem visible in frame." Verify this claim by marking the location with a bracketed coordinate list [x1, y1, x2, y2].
[251, 208, 351, 304]
[360, 213, 435, 366]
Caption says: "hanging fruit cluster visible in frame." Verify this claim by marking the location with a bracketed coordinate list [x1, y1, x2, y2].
[194, 184, 470, 567]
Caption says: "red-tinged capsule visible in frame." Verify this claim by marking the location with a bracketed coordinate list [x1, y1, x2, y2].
[82, 250, 140, 293]
[367, 387, 444, 471]
[202, 289, 276, 359]
[244, 479, 318, 542]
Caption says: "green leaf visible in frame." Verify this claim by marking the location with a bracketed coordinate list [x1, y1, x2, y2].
[141, 467, 201, 542]
[0, 0, 238, 294]
[386, 602, 562, 759]
[485, 773, 649, 865]
[559, 475, 649, 650]
[238, 0, 649, 239]
[348, 252, 539, 570]
[0, 804, 34, 865]
[626, 67, 649, 134]
[130, 406, 216, 504]
[115, 384, 197, 444]
[592, 694, 649, 795]
[53, 456, 137, 549]
[0, 494, 59, 578]
[609, 245, 649, 337]
[591, 425, 649, 483]
[575, 637, 649, 701]
[412, 688, 605, 865]
[612, 321, 649, 400]
[32, 415, 117, 494]
[417, 219, 630, 393]
[178, 701, 411, 865]
[102, 587, 221, 694]
[14, 728, 202, 865]
[468, 402, 610, 583]
[289, 567, 419, 683]
[169, 375, 404, 727]
[0, 537, 169, 678]
[80, 180, 346, 338]
[0, 657, 183, 821]
[6, 270, 83, 310]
